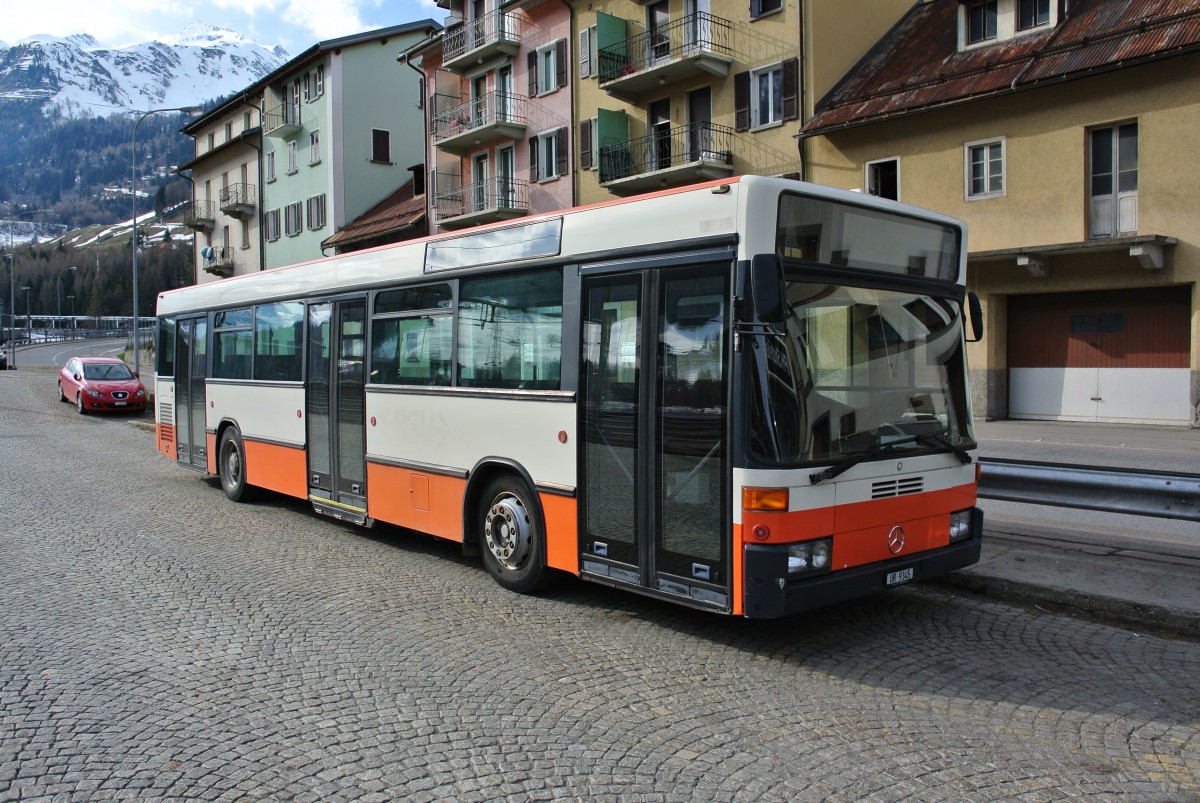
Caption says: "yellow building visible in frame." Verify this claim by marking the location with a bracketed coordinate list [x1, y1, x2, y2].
[800, 0, 1200, 427]
[573, 0, 911, 204]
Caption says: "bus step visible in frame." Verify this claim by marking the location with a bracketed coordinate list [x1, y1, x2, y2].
[311, 498, 373, 527]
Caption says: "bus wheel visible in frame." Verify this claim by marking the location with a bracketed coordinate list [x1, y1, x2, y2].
[218, 429, 254, 502]
[478, 475, 551, 593]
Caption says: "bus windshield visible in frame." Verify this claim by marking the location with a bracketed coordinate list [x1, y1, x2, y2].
[750, 282, 974, 466]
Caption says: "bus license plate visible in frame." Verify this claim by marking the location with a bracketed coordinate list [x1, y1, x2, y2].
[887, 568, 914, 586]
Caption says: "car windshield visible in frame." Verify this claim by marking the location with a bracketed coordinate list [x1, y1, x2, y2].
[749, 282, 974, 465]
[83, 363, 135, 381]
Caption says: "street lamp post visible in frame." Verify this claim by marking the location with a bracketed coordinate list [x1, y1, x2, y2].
[131, 105, 203, 375]
[67, 295, 75, 330]
[21, 285, 31, 341]
[4, 208, 43, 370]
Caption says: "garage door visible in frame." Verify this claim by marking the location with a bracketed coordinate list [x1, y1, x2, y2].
[1008, 287, 1191, 425]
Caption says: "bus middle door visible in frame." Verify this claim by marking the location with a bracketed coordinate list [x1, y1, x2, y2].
[306, 299, 369, 525]
[580, 263, 731, 611]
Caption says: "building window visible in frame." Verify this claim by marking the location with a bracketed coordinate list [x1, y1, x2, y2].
[290, 79, 301, 124]
[314, 65, 325, 97]
[306, 194, 327, 230]
[287, 141, 298, 174]
[1018, 0, 1051, 30]
[750, 0, 782, 19]
[207, 132, 215, 151]
[371, 128, 391, 163]
[967, 0, 998, 44]
[240, 220, 250, 249]
[303, 72, 312, 102]
[579, 25, 597, 78]
[866, 158, 899, 201]
[243, 111, 252, 131]
[264, 208, 281, 241]
[284, 202, 303, 237]
[1089, 122, 1138, 237]
[530, 128, 567, 182]
[751, 64, 783, 128]
[224, 122, 233, 142]
[265, 151, 276, 183]
[309, 129, 321, 165]
[530, 41, 566, 96]
[965, 138, 1004, 199]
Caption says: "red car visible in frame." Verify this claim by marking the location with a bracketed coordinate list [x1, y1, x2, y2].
[58, 356, 147, 414]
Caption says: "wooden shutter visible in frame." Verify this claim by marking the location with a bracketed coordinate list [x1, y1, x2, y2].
[580, 118, 593, 170]
[527, 51, 538, 95]
[529, 136, 539, 181]
[556, 127, 569, 176]
[781, 58, 799, 121]
[734, 71, 750, 132]
[579, 28, 591, 78]
[555, 40, 568, 89]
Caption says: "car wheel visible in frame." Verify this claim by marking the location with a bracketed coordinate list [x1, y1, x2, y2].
[478, 474, 553, 593]
[58, 381, 68, 402]
[218, 428, 255, 502]
[76, 393, 87, 415]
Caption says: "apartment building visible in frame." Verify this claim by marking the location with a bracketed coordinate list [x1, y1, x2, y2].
[800, 0, 1200, 427]
[179, 101, 263, 281]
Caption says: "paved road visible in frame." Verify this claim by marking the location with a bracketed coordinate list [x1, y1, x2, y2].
[1, 369, 1198, 801]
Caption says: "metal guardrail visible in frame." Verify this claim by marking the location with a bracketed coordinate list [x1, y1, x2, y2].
[978, 457, 1200, 523]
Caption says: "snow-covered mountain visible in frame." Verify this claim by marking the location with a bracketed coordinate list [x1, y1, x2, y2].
[0, 23, 290, 117]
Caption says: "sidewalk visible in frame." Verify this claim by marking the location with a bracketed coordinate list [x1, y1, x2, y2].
[935, 418, 1200, 639]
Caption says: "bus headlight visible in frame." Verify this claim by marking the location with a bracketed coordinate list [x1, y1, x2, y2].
[950, 509, 973, 542]
[787, 539, 832, 577]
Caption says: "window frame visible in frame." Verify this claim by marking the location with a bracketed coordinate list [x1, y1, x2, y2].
[964, 136, 1006, 200]
[865, 157, 900, 201]
[309, 129, 321, 165]
[371, 128, 392, 164]
[284, 201, 303, 237]
[750, 62, 784, 130]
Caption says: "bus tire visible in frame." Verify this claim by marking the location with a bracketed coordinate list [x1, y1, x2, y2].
[218, 428, 255, 503]
[478, 475, 552, 594]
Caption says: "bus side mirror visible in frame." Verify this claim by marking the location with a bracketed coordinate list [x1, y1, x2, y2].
[751, 253, 786, 324]
[967, 291, 983, 342]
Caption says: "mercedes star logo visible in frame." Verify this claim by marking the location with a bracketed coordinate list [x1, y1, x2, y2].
[887, 525, 906, 554]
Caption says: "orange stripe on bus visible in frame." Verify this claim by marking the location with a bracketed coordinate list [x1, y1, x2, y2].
[156, 423, 176, 459]
[243, 439, 308, 499]
[205, 433, 217, 474]
[366, 462, 466, 542]
[730, 525, 746, 617]
[539, 493, 578, 574]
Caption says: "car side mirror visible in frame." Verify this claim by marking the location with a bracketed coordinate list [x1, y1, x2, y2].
[966, 291, 984, 342]
[74, 373, 82, 382]
[751, 253, 786, 324]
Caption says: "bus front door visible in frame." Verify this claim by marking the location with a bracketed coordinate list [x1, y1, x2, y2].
[580, 265, 730, 611]
[306, 299, 369, 525]
[174, 316, 208, 470]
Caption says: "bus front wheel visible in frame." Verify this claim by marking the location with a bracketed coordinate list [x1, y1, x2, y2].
[218, 428, 255, 503]
[478, 475, 551, 594]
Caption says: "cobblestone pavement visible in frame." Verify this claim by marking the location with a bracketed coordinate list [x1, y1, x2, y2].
[2, 369, 1198, 802]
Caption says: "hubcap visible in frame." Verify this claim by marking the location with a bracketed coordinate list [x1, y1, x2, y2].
[224, 443, 241, 485]
[483, 495, 531, 571]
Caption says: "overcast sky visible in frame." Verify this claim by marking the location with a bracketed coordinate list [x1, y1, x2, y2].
[4, 0, 445, 54]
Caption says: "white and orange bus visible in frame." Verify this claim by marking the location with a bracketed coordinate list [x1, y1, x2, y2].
[154, 175, 983, 617]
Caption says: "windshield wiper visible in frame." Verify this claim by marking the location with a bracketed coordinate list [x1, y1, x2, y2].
[808, 432, 971, 485]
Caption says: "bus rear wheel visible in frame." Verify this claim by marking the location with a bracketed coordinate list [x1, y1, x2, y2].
[478, 475, 552, 593]
[218, 428, 255, 502]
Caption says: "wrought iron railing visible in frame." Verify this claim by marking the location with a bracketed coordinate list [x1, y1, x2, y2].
[443, 10, 521, 63]
[598, 12, 733, 82]
[599, 122, 734, 184]
[178, 200, 216, 227]
[219, 183, 257, 209]
[434, 177, 530, 221]
[432, 92, 528, 142]
[201, 245, 235, 274]
[262, 103, 302, 134]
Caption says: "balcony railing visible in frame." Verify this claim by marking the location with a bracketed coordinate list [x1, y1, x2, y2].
[201, 245, 235, 278]
[443, 10, 522, 72]
[598, 12, 734, 99]
[599, 122, 735, 195]
[218, 183, 257, 217]
[432, 92, 529, 154]
[434, 177, 530, 229]
[179, 200, 216, 231]
[263, 104, 303, 137]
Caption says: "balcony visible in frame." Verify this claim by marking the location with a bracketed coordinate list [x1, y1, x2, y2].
[263, 104, 303, 138]
[219, 184, 257, 218]
[598, 13, 734, 101]
[201, 245, 235, 278]
[433, 92, 528, 155]
[434, 177, 530, 230]
[179, 200, 216, 231]
[599, 122, 735, 196]
[443, 10, 522, 73]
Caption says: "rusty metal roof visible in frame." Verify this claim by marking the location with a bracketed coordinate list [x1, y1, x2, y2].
[322, 180, 426, 251]
[801, 0, 1200, 136]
